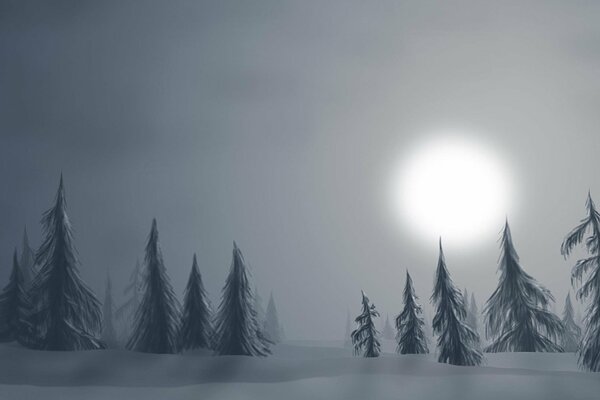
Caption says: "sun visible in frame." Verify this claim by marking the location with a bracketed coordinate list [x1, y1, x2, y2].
[390, 134, 514, 247]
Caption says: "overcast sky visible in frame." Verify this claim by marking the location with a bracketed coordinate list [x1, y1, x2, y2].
[2, 1, 600, 339]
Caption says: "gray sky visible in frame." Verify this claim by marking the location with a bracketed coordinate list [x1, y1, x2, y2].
[2, 0, 600, 339]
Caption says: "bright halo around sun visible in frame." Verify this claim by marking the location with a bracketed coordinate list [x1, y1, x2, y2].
[390, 135, 514, 247]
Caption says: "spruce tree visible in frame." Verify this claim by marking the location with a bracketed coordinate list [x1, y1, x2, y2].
[485, 221, 563, 352]
[560, 293, 581, 353]
[127, 219, 180, 354]
[432, 240, 482, 366]
[351, 290, 381, 358]
[214, 242, 270, 356]
[19, 228, 37, 288]
[102, 272, 118, 348]
[179, 254, 213, 351]
[467, 293, 479, 333]
[28, 176, 103, 350]
[382, 314, 395, 340]
[0, 250, 29, 342]
[562, 193, 600, 370]
[395, 271, 428, 354]
[263, 292, 283, 343]
[254, 287, 266, 326]
[115, 259, 143, 332]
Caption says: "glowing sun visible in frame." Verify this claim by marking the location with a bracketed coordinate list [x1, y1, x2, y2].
[391, 135, 514, 247]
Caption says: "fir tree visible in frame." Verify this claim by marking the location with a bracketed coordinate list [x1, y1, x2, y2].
[263, 292, 283, 343]
[254, 287, 266, 326]
[28, 176, 103, 350]
[115, 259, 143, 332]
[19, 228, 37, 288]
[485, 221, 563, 353]
[382, 314, 395, 340]
[102, 272, 118, 348]
[467, 293, 479, 333]
[214, 242, 270, 356]
[179, 254, 213, 351]
[344, 310, 353, 348]
[562, 193, 600, 370]
[395, 271, 428, 354]
[127, 219, 180, 354]
[561, 293, 581, 353]
[0, 250, 29, 342]
[351, 290, 380, 358]
[432, 240, 483, 366]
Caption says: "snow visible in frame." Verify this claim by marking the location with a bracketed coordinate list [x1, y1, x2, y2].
[0, 341, 598, 399]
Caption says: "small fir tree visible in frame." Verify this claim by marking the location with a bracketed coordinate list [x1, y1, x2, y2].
[0, 250, 29, 342]
[560, 293, 581, 352]
[19, 228, 37, 288]
[179, 254, 213, 351]
[395, 271, 428, 354]
[382, 314, 395, 340]
[127, 219, 180, 354]
[254, 287, 266, 326]
[562, 192, 600, 371]
[351, 290, 381, 358]
[484, 221, 563, 353]
[344, 310, 353, 348]
[102, 272, 118, 348]
[263, 292, 283, 343]
[28, 176, 103, 350]
[214, 242, 270, 356]
[432, 240, 483, 366]
[467, 293, 479, 333]
[115, 259, 143, 333]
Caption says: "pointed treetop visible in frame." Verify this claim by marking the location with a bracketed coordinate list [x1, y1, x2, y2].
[192, 253, 199, 271]
[22, 226, 30, 249]
[406, 270, 413, 285]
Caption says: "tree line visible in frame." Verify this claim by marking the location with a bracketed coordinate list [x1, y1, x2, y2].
[0, 176, 283, 355]
[350, 195, 600, 372]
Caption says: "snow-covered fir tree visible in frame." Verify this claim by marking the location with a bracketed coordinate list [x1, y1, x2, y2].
[263, 292, 283, 343]
[115, 259, 143, 336]
[27, 176, 103, 350]
[382, 314, 395, 340]
[351, 290, 380, 358]
[214, 242, 270, 356]
[562, 193, 600, 370]
[432, 240, 483, 366]
[102, 272, 118, 348]
[127, 219, 180, 354]
[560, 293, 581, 352]
[178, 254, 213, 351]
[485, 221, 563, 353]
[344, 310, 352, 348]
[19, 228, 37, 288]
[395, 271, 428, 354]
[0, 250, 29, 342]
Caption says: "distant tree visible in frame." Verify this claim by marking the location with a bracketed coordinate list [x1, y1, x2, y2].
[467, 293, 479, 333]
[127, 219, 180, 354]
[28, 176, 103, 350]
[344, 311, 353, 348]
[462, 289, 469, 319]
[562, 193, 600, 370]
[561, 293, 581, 353]
[263, 292, 283, 343]
[432, 240, 483, 366]
[254, 287, 266, 326]
[351, 290, 381, 358]
[485, 221, 563, 353]
[382, 314, 395, 340]
[214, 242, 270, 356]
[395, 271, 428, 354]
[19, 228, 37, 288]
[115, 259, 143, 335]
[102, 272, 118, 348]
[0, 250, 29, 342]
[179, 254, 213, 351]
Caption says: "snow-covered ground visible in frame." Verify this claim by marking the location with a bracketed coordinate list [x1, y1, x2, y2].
[0, 341, 597, 399]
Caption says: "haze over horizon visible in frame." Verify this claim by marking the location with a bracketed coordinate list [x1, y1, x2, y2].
[2, 1, 600, 339]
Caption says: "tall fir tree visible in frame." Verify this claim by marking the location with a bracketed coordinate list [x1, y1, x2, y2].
[0, 250, 29, 342]
[179, 254, 213, 351]
[28, 176, 103, 350]
[467, 293, 479, 333]
[344, 310, 353, 348]
[382, 314, 395, 340]
[561, 293, 581, 353]
[485, 221, 562, 353]
[432, 240, 483, 366]
[263, 292, 283, 344]
[127, 219, 180, 354]
[102, 272, 118, 348]
[19, 227, 37, 288]
[395, 271, 428, 354]
[562, 193, 600, 370]
[351, 291, 381, 358]
[214, 242, 270, 356]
